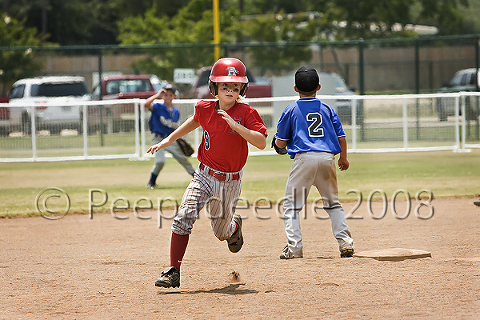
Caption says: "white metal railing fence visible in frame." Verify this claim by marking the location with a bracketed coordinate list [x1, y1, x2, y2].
[0, 99, 145, 162]
[0, 92, 479, 162]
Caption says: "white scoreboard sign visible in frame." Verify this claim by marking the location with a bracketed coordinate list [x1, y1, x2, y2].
[173, 68, 196, 84]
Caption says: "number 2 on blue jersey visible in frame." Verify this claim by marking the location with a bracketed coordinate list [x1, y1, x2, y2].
[307, 113, 324, 137]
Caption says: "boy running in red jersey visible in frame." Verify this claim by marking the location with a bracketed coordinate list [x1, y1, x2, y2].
[147, 58, 267, 288]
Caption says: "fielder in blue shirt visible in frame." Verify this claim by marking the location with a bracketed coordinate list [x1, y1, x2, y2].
[145, 84, 195, 189]
[273, 66, 355, 259]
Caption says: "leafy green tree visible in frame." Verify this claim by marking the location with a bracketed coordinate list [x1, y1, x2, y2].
[3, 0, 204, 45]
[315, 0, 469, 39]
[325, 0, 414, 39]
[4, 0, 95, 45]
[5, 0, 127, 45]
[0, 14, 43, 94]
[413, 0, 469, 34]
[242, 12, 322, 73]
[117, 1, 327, 76]
[118, 0, 241, 80]
[2, 0, 476, 47]
[115, 0, 192, 19]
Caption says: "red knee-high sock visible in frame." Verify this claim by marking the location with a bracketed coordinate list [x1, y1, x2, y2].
[170, 232, 189, 271]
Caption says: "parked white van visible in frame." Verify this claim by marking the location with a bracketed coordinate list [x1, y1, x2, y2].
[8, 76, 90, 134]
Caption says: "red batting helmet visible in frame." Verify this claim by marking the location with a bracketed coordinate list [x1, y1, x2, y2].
[209, 58, 249, 83]
[209, 58, 249, 96]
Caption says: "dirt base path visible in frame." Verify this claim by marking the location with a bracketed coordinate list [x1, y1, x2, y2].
[1, 198, 480, 319]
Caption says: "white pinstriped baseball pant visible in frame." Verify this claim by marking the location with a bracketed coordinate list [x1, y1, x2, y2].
[171, 163, 243, 241]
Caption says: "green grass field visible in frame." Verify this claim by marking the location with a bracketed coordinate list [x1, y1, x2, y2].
[1, 148, 479, 218]
[0, 132, 139, 158]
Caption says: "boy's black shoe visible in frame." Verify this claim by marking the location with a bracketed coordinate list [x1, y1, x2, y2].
[146, 182, 157, 189]
[227, 213, 243, 253]
[155, 266, 180, 288]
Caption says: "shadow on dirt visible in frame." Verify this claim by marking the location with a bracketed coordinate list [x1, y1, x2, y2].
[157, 283, 259, 295]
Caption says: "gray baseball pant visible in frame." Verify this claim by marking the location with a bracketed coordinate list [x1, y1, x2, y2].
[151, 133, 195, 176]
[283, 151, 353, 255]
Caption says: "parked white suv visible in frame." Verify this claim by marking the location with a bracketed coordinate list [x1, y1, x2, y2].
[8, 76, 90, 134]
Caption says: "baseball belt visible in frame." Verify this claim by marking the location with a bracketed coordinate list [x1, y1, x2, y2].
[199, 163, 240, 181]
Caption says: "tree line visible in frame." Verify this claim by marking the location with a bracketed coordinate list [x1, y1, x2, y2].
[0, 0, 472, 91]
[2, 0, 472, 45]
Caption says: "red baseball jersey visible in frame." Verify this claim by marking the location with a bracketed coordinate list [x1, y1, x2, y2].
[193, 100, 267, 172]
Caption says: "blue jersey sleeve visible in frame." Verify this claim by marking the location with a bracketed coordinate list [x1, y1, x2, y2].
[330, 108, 346, 137]
[275, 104, 294, 141]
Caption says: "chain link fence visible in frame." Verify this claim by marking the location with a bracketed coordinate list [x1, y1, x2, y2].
[2, 35, 480, 95]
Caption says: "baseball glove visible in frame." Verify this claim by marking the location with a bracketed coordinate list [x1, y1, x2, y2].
[271, 137, 287, 155]
[177, 138, 194, 157]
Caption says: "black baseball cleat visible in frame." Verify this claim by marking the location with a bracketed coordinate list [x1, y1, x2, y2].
[338, 239, 355, 258]
[146, 182, 157, 190]
[155, 266, 180, 288]
[340, 247, 355, 258]
[227, 213, 243, 253]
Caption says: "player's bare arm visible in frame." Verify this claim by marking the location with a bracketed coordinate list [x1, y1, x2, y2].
[275, 138, 288, 149]
[144, 89, 165, 110]
[217, 109, 267, 150]
[147, 116, 200, 154]
[337, 136, 349, 171]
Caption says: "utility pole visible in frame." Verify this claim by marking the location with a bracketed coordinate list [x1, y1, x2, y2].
[213, 0, 220, 61]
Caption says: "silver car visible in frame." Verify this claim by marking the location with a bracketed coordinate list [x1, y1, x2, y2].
[437, 68, 479, 121]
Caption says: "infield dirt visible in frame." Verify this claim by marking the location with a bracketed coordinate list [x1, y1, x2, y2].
[1, 197, 479, 319]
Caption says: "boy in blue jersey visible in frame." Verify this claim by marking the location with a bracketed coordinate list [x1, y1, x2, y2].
[274, 67, 354, 259]
[145, 84, 195, 189]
